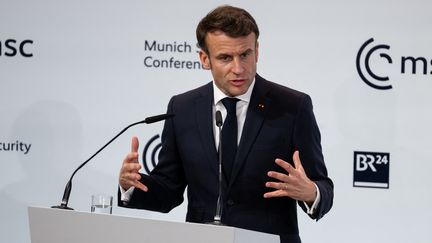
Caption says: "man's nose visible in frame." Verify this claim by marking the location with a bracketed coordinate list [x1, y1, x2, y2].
[231, 58, 244, 74]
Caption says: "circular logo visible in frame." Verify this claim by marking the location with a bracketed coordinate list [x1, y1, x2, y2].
[141, 134, 162, 174]
[356, 38, 393, 90]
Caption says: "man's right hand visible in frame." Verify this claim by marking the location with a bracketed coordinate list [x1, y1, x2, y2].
[119, 136, 148, 192]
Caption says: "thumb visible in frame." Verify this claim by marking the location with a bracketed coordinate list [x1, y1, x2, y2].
[131, 136, 139, 153]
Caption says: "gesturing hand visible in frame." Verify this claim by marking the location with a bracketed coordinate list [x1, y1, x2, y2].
[264, 151, 316, 204]
[119, 136, 148, 192]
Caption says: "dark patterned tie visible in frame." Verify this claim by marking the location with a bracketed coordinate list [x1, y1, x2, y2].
[221, 97, 239, 180]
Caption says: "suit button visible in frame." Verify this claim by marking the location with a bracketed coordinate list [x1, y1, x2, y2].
[227, 199, 234, 206]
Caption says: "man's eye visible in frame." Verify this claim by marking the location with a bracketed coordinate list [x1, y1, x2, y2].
[219, 56, 231, 61]
[241, 52, 251, 58]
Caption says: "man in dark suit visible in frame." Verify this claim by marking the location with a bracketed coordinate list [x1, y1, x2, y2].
[118, 5, 333, 243]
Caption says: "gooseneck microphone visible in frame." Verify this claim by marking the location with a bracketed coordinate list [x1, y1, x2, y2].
[212, 110, 224, 224]
[52, 113, 174, 210]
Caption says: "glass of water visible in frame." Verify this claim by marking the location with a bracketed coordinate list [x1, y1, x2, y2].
[91, 194, 113, 214]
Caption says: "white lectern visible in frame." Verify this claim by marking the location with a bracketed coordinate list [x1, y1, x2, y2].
[28, 207, 279, 243]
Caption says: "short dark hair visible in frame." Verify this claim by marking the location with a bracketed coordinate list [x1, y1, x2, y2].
[196, 5, 260, 54]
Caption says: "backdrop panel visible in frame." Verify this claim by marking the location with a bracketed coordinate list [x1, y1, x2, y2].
[1, 1, 431, 242]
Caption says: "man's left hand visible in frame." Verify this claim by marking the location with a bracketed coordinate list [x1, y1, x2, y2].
[264, 151, 317, 204]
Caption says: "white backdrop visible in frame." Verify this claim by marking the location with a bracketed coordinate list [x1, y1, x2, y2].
[1, 1, 432, 242]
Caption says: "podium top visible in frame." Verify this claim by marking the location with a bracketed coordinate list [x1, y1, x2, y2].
[28, 207, 279, 243]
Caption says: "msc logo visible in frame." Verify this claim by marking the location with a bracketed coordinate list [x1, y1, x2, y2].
[356, 38, 432, 90]
[141, 134, 162, 174]
[353, 151, 390, 189]
[0, 39, 34, 57]
[356, 38, 393, 90]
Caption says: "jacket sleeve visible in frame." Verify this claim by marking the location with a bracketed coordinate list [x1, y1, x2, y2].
[294, 95, 334, 221]
[118, 96, 187, 213]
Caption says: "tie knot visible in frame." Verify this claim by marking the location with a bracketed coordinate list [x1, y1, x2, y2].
[222, 97, 239, 114]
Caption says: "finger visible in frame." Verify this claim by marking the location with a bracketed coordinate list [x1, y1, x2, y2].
[267, 171, 289, 182]
[120, 170, 139, 182]
[120, 159, 141, 188]
[134, 181, 148, 192]
[263, 189, 288, 198]
[265, 181, 286, 190]
[124, 151, 140, 163]
[121, 172, 148, 192]
[292, 150, 304, 172]
[121, 163, 142, 175]
[121, 154, 140, 175]
[275, 158, 296, 175]
[119, 170, 144, 187]
[123, 141, 140, 165]
[131, 136, 139, 153]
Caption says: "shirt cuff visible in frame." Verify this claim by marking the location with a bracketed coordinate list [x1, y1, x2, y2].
[119, 185, 135, 202]
[303, 183, 321, 215]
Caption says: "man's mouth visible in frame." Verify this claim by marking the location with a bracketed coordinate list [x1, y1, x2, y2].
[230, 79, 246, 86]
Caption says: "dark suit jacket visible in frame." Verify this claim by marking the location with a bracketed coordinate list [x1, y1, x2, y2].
[119, 74, 333, 243]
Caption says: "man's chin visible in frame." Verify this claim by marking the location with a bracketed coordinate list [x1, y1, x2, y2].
[226, 87, 248, 97]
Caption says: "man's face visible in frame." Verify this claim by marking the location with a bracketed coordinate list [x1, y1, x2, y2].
[199, 31, 259, 97]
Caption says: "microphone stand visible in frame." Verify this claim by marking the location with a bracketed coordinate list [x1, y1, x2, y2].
[52, 113, 174, 210]
[207, 110, 224, 225]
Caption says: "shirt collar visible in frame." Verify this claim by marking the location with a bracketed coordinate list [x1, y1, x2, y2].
[213, 78, 255, 105]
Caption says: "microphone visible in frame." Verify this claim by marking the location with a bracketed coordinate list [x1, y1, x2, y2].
[52, 113, 174, 210]
[144, 113, 175, 124]
[212, 110, 224, 224]
[215, 111, 223, 127]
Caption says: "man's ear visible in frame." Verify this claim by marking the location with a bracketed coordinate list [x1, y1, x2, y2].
[255, 41, 259, 63]
[199, 50, 211, 70]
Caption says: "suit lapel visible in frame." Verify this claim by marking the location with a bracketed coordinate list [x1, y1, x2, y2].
[195, 83, 220, 177]
[229, 75, 271, 187]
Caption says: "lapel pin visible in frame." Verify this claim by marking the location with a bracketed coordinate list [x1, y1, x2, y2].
[258, 103, 265, 109]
